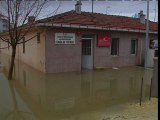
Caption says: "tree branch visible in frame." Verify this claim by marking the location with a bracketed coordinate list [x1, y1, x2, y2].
[0, 36, 11, 44]
[17, 34, 38, 45]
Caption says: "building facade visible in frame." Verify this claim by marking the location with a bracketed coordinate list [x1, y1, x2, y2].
[0, 10, 158, 73]
[0, 14, 8, 33]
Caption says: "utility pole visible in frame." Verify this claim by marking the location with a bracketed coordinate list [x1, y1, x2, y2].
[144, 0, 149, 68]
[154, 1, 157, 22]
[92, 0, 93, 14]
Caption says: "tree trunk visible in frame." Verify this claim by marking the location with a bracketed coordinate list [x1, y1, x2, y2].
[8, 46, 16, 80]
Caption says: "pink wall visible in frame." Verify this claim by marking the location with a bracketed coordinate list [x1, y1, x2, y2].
[45, 28, 157, 73]
[93, 32, 157, 68]
[94, 31, 144, 68]
[45, 29, 82, 73]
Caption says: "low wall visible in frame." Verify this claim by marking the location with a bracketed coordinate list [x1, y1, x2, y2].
[152, 58, 158, 97]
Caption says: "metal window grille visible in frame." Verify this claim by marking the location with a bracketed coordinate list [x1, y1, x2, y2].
[111, 38, 119, 55]
[130, 39, 138, 54]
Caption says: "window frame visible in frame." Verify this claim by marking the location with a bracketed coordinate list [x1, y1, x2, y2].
[149, 39, 155, 49]
[111, 38, 119, 56]
[37, 33, 40, 43]
[130, 39, 138, 55]
[82, 39, 92, 56]
[23, 37, 25, 54]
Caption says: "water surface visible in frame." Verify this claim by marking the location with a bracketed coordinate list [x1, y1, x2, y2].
[0, 54, 153, 120]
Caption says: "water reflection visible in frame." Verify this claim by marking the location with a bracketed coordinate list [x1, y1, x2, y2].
[0, 73, 37, 120]
[0, 54, 153, 120]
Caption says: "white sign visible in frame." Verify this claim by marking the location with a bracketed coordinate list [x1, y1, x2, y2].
[55, 33, 75, 44]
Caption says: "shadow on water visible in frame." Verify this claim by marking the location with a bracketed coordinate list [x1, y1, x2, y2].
[0, 53, 154, 120]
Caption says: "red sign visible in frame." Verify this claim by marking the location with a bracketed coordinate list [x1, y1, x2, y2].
[97, 34, 112, 47]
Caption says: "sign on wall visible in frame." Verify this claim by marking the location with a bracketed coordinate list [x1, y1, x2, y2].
[97, 34, 112, 47]
[55, 33, 75, 44]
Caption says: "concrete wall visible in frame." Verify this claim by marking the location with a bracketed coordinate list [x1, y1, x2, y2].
[0, 28, 46, 72]
[45, 29, 82, 73]
[146, 35, 158, 68]
[152, 58, 158, 97]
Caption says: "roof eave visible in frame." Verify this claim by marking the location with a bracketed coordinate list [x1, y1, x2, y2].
[36, 23, 158, 34]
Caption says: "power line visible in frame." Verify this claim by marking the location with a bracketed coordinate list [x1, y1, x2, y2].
[38, 1, 62, 19]
[107, 1, 146, 7]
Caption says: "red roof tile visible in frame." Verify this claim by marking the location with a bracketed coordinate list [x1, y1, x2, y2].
[38, 10, 158, 32]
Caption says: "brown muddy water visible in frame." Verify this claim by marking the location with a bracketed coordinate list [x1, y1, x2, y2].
[0, 54, 154, 120]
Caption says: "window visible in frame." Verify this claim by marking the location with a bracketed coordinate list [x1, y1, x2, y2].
[7, 39, 9, 50]
[23, 37, 25, 53]
[37, 33, 40, 43]
[8, 42, 9, 50]
[149, 39, 154, 49]
[130, 39, 138, 55]
[82, 39, 91, 55]
[23, 70, 26, 87]
[154, 50, 158, 57]
[111, 38, 119, 55]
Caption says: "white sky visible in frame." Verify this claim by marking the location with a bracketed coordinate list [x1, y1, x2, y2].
[0, 0, 158, 22]
[39, 0, 158, 22]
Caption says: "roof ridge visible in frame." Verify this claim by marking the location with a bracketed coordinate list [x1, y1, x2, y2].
[80, 11, 136, 19]
[37, 10, 157, 32]
[38, 10, 75, 23]
[38, 10, 158, 24]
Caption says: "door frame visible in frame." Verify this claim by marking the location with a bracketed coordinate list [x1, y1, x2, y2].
[81, 36, 94, 70]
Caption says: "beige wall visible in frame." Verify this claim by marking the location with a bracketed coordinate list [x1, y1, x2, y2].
[0, 28, 46, 72]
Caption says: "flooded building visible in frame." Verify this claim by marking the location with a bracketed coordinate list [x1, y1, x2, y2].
[0, 4, 158, 73]
[0, 53, 154, 120]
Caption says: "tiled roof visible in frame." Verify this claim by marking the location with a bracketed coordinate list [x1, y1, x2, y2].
[38, 10, 158, 32]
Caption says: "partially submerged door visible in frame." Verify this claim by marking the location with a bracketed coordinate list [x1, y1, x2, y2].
[82, 38, 93, 69]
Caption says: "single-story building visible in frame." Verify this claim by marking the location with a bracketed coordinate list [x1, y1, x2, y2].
[0, 4, 158, 73]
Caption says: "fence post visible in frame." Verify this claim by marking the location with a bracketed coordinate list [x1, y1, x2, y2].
[140, 77, 143, 106]
[149, 77, 153, 100]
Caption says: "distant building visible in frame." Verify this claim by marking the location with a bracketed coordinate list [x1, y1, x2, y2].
[0, 13, 8, 32]
[0, 3, 158, 73]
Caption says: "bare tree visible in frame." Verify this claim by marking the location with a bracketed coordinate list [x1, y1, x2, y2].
[0, 0, 47, 80]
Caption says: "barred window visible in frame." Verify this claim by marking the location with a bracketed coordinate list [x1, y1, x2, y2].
[23, 37, 25, 54]
[111, 38, 119, 55]
[130, 39, 138, 55]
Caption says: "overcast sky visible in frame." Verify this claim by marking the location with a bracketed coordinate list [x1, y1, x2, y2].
[0, 0, 158, 22]
[39, 0, 158, 22]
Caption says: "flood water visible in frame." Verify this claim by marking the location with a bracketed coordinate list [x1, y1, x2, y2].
[0, 54, 154, 120]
